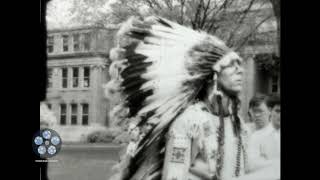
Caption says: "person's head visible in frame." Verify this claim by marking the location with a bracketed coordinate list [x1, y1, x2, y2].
[201, 52, 244, 104]
[216, 53, 244, 96]
[268, 95, 281, 130]
[249, 94, 271, 130]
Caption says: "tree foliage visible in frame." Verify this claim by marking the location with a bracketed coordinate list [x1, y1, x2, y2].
[67, 0, 276, 51]
[268, 0, 280, 56]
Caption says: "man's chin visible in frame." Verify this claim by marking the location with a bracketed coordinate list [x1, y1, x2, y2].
[230, 85, 242, 93]
[220, 85, 242, 97]
[229, 88, 242, 96]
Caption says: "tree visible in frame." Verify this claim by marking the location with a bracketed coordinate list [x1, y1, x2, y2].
[66, 0, 275, 51]
[269, 0, 280, 56]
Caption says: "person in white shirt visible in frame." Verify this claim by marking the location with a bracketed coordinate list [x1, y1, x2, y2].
[245, 95, 281, 179]
[247, 94, 271, 134]
[227, 95, 280, 180]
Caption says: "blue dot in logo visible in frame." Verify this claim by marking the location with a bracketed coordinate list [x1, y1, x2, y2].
[38, 146, 46, 155]
[48, 146, 56, 155]
[42, 130, 51, 139]
[34, 136, 43, 145]
[51, 136, 60, 145]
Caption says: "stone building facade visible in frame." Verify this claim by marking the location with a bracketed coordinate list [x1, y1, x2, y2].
[45, 26, 118, 142]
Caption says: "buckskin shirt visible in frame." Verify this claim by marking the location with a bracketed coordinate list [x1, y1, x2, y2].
[162, 102, 250, 180]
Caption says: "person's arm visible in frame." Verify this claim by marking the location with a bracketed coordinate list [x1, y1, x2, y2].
[162, 132, 193, 180]
[247, 134, 274, 172]
[162, 132, 215, 180]
[162, 104, 216, 180]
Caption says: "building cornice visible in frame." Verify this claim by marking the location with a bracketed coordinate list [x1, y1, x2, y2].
[47, 25, 119, 34]
[47, 52, 109, 60]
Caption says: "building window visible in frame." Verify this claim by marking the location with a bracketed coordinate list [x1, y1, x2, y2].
[82, 104, 89, 125]
[62, 68, 68, 88]
[271, 75, 279, 93]
[83, 33, 91, 51]
[71, 104, 78, 125]
[73, 34, 80, 52]
[47, 104, 52, 110]
[83, 67, 90, 87]
[72, 67, 79, 88]
[62, 35, 69, 52]
[47, 68, 53, 88]
[47, 36, 54, 53]
[60, 104, 67, 125]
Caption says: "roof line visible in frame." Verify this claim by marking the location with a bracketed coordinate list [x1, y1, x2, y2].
[47, 25, 119, 33]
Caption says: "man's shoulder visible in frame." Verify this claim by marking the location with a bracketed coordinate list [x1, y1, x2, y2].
[180, 102, 219, 122]
[170, 102, 219, 134]
[250, 125, 274, 141]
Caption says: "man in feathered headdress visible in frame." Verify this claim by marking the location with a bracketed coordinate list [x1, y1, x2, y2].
[107, 16, 271, 180]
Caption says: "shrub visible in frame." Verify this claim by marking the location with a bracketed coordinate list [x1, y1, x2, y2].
[87, 127, 122, 143]
[112, 131, 131, 144]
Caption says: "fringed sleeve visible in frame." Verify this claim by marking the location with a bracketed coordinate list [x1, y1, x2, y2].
[162, 107, 194, 180]
[162, 102, 220, 180]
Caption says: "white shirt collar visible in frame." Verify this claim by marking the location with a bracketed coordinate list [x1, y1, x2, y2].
[256, 123, 273, 134]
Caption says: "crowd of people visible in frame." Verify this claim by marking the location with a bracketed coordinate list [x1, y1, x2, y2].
[246, 94, 281, 179]
[118, 94, 281, 180]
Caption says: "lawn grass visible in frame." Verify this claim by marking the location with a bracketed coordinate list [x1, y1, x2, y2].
[47, 144, 124, 180]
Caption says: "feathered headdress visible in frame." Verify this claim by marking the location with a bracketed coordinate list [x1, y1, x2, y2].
[108, 16, 241, 180]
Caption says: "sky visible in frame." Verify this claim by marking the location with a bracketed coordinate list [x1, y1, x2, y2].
[45, 0, 274, 30]
[46, 0, 74, 29]
[46, 0, 117, 29]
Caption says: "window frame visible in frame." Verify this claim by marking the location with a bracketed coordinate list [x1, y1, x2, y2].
[60, 104, 67, 125]
[72, 67, 79, 88]
[71, 104, 78, 125]
[83, 66, 90, 88]
[62, 34, 69, 52]
[81, 103, 89, 125]
[83, 33, 91, 51]
[62, 68, 68, 88]
[47, 68, 53, 88]
[73, 34, 80, 52]
[47, 36, 54, 53]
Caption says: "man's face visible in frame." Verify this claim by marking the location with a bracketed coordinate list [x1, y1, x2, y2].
[270, 105, 281, 129]
[218, 58, 244, 94]
[249, 103, 270, 129]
